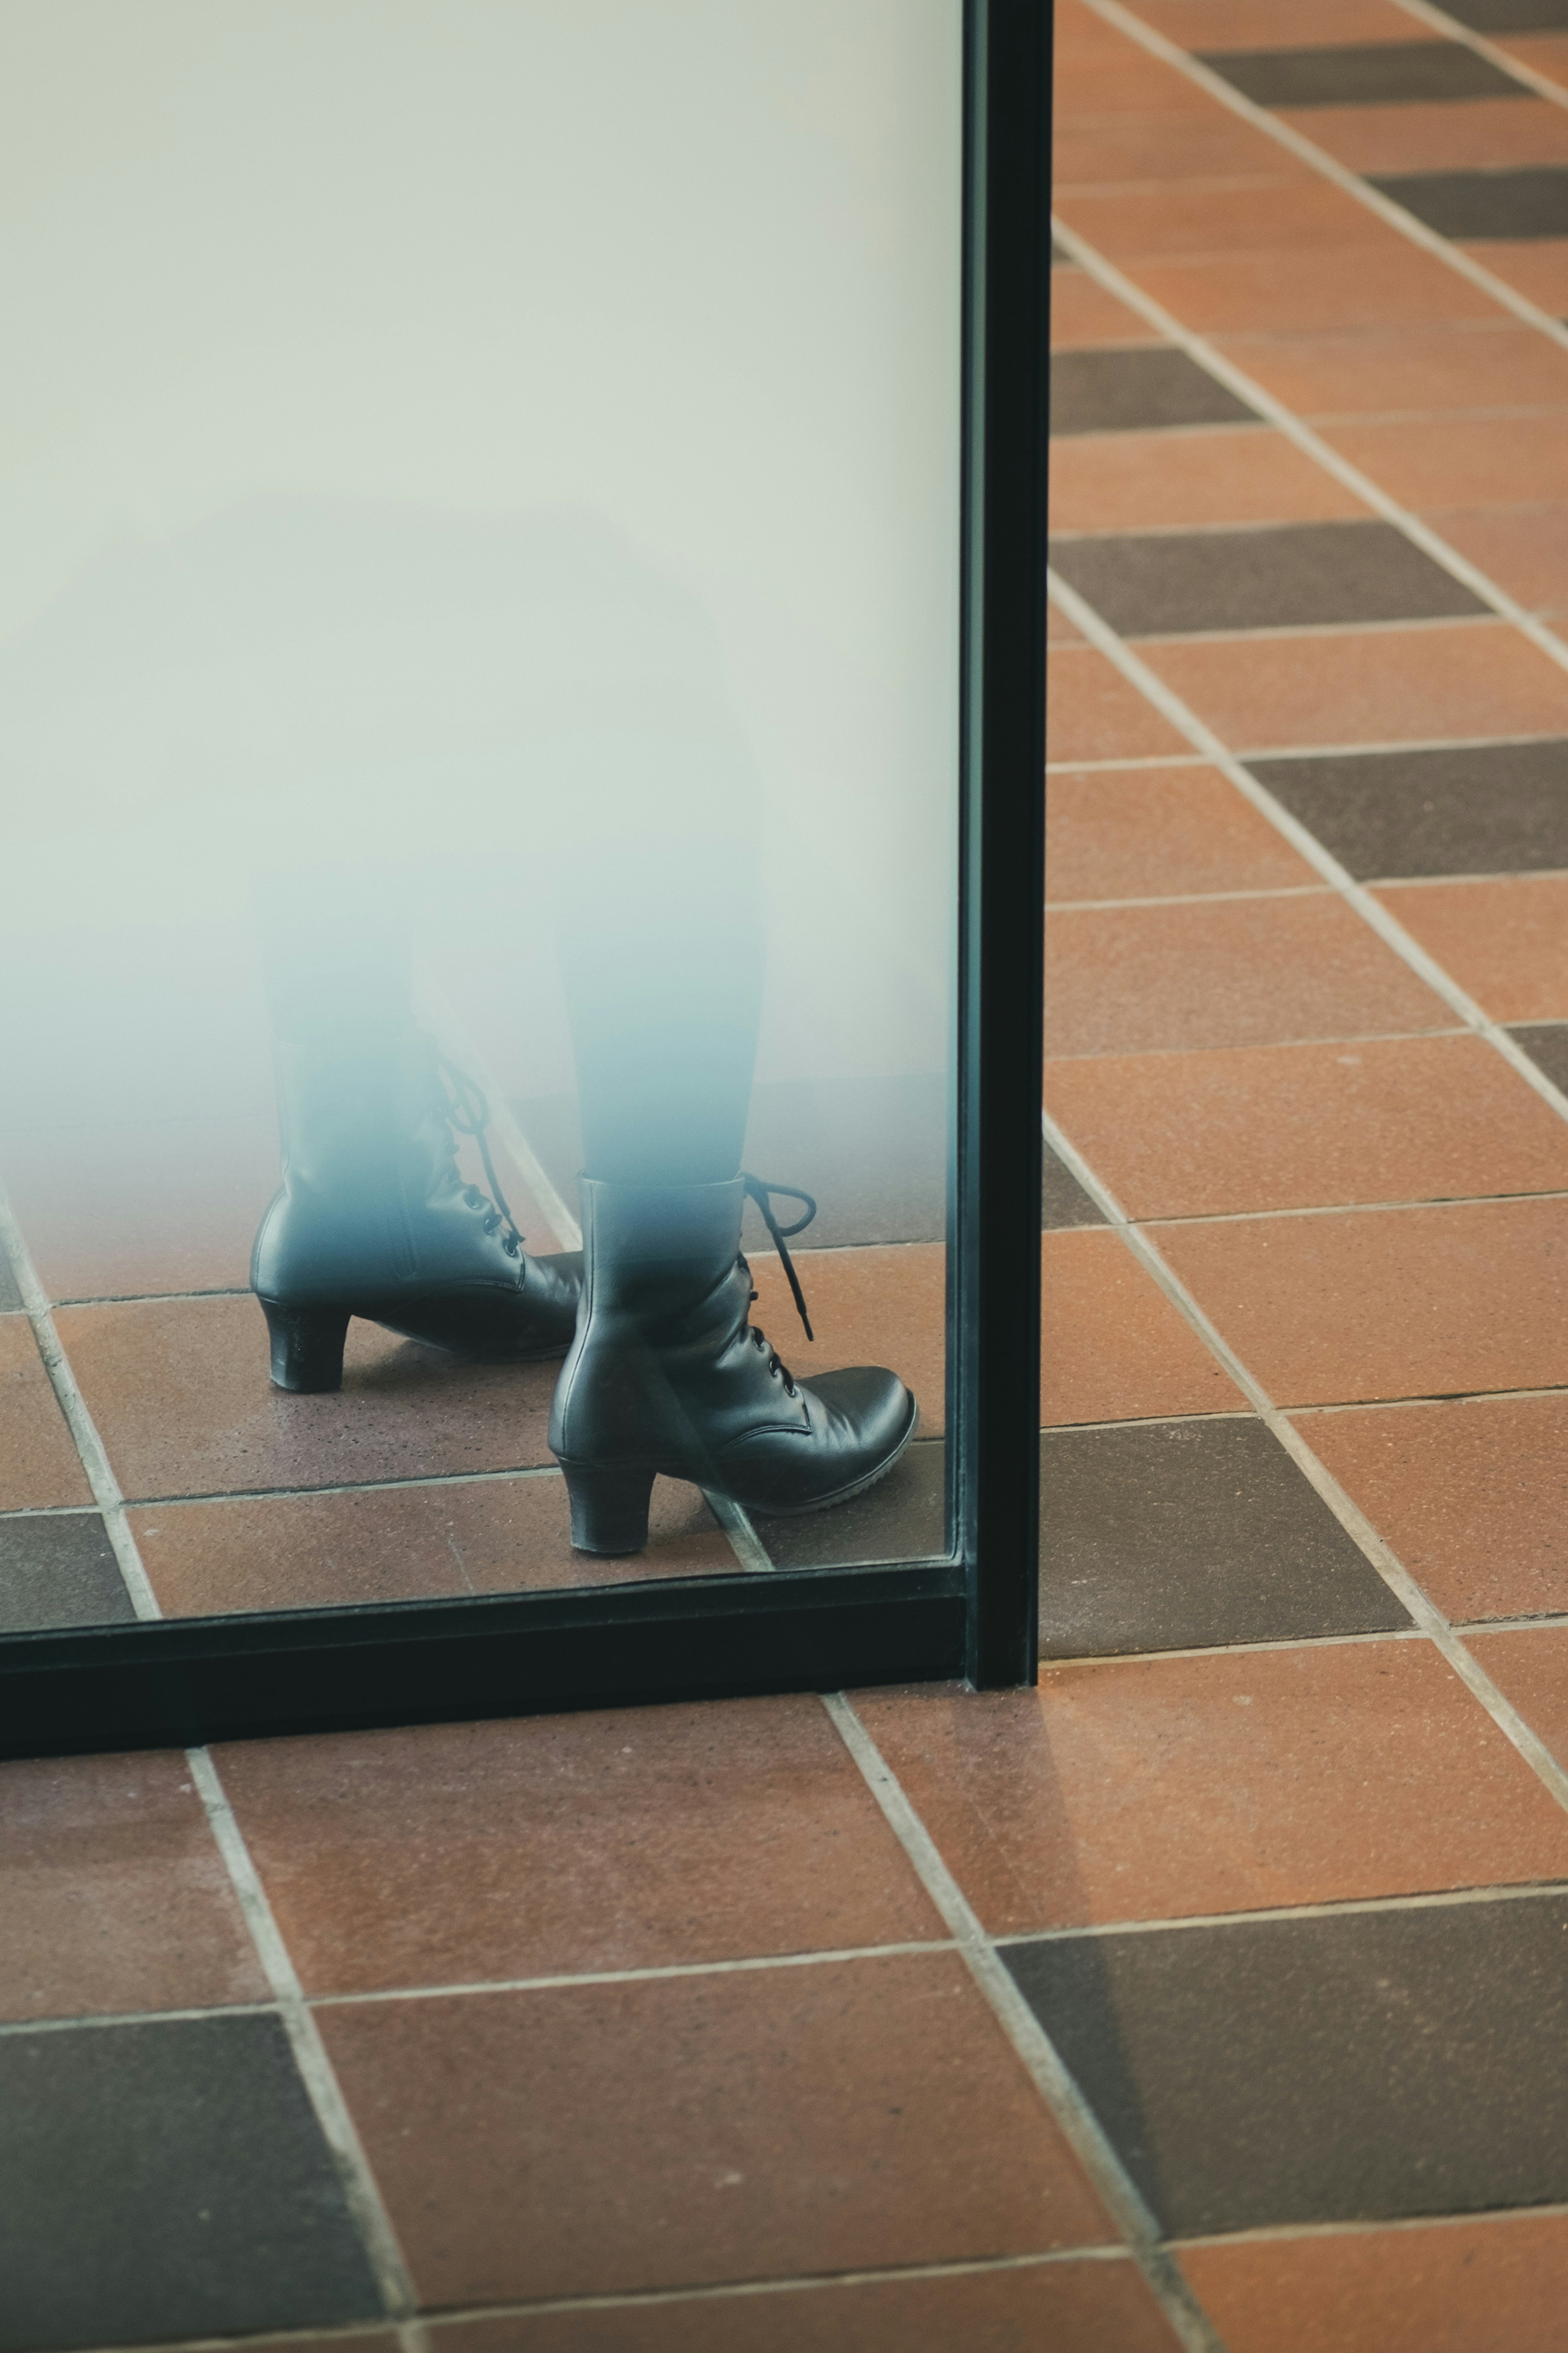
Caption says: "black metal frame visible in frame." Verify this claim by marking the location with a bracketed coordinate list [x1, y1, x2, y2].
[0, 0, 1050, 1761]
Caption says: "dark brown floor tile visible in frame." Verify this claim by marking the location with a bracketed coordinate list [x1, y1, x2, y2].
[1294, 94, 1568, 171]
[218, 1697, 942, 1994]
[1212, 321, 1568, 419]
[1466, 1624, 1568, 1764]
[747, 1243, 943, 1437]
[1375, 163, 1568, 240]
[1040, 1229, 1246, 1427]
[1047, 1035, 1568, 1218]
[0, 1510, 134, 1630]
[431, 2257, 1180, 2353]
[318, 1956, 1115, 2305]
[1046, 765, 1317, 902]
[1007, 1893, 1568, 2233]
[1052, 112, 1316, 190]
[0, 2013, 381, 2347]
[1250, 738, 1568, 878]
[1043, 1139, 1108, 1230]
[1200, 41, 1527, 107]
[857, 1644, 1568, 1929]
[1045, 647, 1194, 764]
[1325, 413, 1568, 509]
[1041, 1416, 1409, 1656]
[1055, 178, 1388, 262]
[1054, 47, 1222, 120]
[1049, 346, 1258, 434]
[1375, 875, 1568, 1021]
[1302, 1394, 1568, 1622]
[1156, 1196, 1568, 1406]
[0, 1749, 265, 2025]
[1141, 621, 1568, 752]
[1181, 2212, 1568, 2353]
[1125, 246, 1503, 335]
[1512, 1017, 1568, 1088]
[0, 1318, 91, 1512]
[1045, 896, 1449, 1059]
[53, 1294, 559, 1500]
[1049, 426, 1369, 535]
[1453, 0, 1568, 30]
[1051, 521, 1485, 638]
[754, 1438, 946, 1568]
[131, 1473, 734, 1617]
[1428, 504, 1568, 614]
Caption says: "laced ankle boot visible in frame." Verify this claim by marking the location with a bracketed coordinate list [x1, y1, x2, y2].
[548, 1173, 917, 1554]
[252, 1030, 581, 1391]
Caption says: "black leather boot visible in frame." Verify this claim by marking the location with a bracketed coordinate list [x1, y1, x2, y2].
[252, 1032, 581, 1391]
[548, 1174, 917, 1553]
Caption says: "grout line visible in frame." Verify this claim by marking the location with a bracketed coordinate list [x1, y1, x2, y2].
[0, 2002, 279, 2041]
[1454, 1612, 1568, 1635]
[1175, 2200, 1568, 2250]
[1042, 565, 1568, 1137]
[1136, 1190, 1568, 1229]
[0, 1184, 162, 1621]
[185, 1749, 420, 2322]
[1046, 1027, 1470, 1064]
[121, 1463, 566, 1510]
[1074, 0, 1568, 359]
[1049, 886, 1331, 911]
[308, 1941, 958, 2009]
[1048, 209, 1568, 690]
[0, 1184, 421, 2327]
[54, 2250, 1134, 2353]
[1391, 0, 1568, 112]
[1042, 1108, 1568, 1825]
[1044, 751, 1212, 772]
[1233, 729, 1568, 759]
[1044, 1628, 1425, 1669]
[820, 1692, 1226, 2353]
[1293, 1383, 1568, 1416]
[700, 1487, 777, 1573]
[993, 1876, 1568, 1945]
[1112, 616, 1502, 647]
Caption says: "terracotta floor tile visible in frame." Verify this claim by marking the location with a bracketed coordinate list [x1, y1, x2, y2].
[1301, 1393, 1568, 1621]
[318, 1957, 1114, 2304]
[1460, 235, 1568, 311]
[1046, 764, 1316, 901]
[1045, 896, 1449, 1058]
[1052, 112, 1317, 189]
[431, 2260, 1180, 2353]
[0, 1750, 265, 2025]
[1129, 0, 1418, 43]
[1426, 502, 1568, 612]
[1045, 646, 1193, 764]
[1039, 1227, 1245, 1426]
[1140, 621, 1568, 753]
[854, 1645, 1568, 1931]
[131, 1473, 735, 1617]
[1468, 1625, 1568, 1768]
[748, 1242, 943, 1436]
[1047, 595, 1085, 644]
[1499, 32, 1568, 93]
[1212, 321, 1568, 419]
[1046, 1033, 1568, 1217]
[1123, 246, 1504, 336]
[1049, 426, 1368, 534]
[0, 1317, 91, 1511]
[1180, 2212, 1568, 2353]
[1054, 179, 1394, 263]
[54, 1295, 560, 1500]
[1282, 98, 1568, 174]
[217, 1698, 942, 1994]
[1324, 412, 1568, 511]
[1054, 54, 1221, 120]
[1051, 270, 1160, 349]
[1155, 1195, 1568, 1406]
[1376, 875, 1568, 1022]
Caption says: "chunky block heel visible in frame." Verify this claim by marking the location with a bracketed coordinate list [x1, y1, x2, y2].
[259, 1298, 352, 1392]
[561, 1460, 656, 1555]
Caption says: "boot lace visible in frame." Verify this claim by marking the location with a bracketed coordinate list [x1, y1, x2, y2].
[741, 1174, 817, 1395]
[436, 1053, 524, 1258]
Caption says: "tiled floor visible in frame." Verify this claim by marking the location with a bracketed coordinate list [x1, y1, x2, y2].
[7, 1, 1568, 2346]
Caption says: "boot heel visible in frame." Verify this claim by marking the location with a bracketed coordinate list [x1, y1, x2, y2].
[259, 1299, 351, 1393]
[561, 1461, 656, 1555]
